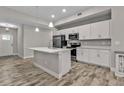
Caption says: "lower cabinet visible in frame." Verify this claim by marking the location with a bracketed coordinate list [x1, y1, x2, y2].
[77, 48, 89, 63]
[77, 48, 110, 67]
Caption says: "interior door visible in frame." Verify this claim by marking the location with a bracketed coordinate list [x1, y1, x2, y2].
[0, 32, 13, 57]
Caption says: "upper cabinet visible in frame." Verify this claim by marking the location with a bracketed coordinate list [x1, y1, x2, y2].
[90, 20, 110, 39]
[77, 24, 91, 40]
[53, 20, 110, 40]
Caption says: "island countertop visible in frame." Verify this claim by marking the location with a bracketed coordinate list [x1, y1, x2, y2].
[29, 47, 71, 53]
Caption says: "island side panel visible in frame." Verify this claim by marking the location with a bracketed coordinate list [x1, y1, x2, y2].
[59, 50, 71, 76]
[33, 50, 60, 78]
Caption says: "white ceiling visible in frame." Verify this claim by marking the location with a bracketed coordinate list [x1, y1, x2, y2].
[6, 6, 91, 23]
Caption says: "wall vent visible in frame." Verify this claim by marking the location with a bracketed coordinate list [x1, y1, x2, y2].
[77, 12, 82, 16]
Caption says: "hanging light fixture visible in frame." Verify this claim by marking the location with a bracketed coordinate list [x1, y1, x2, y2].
[35, 27, 39, 32]
[35, 6, 40, 32]
[5, 27, 9, 31]
[48, 22, 54, 28]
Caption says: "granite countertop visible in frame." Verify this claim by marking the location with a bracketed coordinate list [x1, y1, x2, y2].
[29, 47, 71, 53]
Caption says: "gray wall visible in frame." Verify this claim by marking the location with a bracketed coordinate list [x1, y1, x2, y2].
[23, 25, 51, 58]
[110, 6, 124, 70]
[17, 25, 24, 58]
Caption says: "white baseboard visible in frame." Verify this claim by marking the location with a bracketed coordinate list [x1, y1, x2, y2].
[12, 53, 18, 55]
[17, 54, 24, 59]
[23, 56, 34, 59]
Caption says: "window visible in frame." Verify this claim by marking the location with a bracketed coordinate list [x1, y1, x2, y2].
[2, 35, 11, 40]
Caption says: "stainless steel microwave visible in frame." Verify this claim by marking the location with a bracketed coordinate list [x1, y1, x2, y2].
[69, 33, 79, 40]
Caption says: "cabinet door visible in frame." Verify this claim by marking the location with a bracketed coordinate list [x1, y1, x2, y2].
[97, 50, 110, 67]
[91, 20, 110, 39]
[77, 48, 89, 62]
[77, 48, 82, 61]
[89, 49, 98, 65]
[89, 49, 110, 67]
[77, 24, 90, 40]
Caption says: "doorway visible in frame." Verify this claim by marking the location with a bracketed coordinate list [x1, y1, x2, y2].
[0, 31, 13, 57]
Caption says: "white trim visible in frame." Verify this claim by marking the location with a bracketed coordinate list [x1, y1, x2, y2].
[33, 62, 62, 79]
[12, 53, 18, 55]
[23, 55, 34, 59]
[17, 53, 23, 58]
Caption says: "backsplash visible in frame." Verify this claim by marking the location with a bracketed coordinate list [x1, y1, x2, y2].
[80, 39, 111, 46]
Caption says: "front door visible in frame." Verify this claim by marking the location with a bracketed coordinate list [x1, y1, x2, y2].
[0, 31, 13, 57]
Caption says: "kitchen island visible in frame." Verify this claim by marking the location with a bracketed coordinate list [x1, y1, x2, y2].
[30, 47, 71, 79]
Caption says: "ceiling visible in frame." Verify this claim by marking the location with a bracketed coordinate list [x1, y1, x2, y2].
[6, 6, 91, 24]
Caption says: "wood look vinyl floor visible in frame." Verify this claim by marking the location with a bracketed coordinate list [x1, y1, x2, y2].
[0, 56, 124, 86]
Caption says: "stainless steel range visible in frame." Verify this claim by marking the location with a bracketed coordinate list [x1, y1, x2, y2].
[67, 40, 81, 61]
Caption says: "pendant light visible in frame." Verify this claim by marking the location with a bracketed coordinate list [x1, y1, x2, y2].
[5, 27, 9, 31]
[35, 27, 39, 32]
[49, 22, 54, 28]
[35, 6, 40, 32]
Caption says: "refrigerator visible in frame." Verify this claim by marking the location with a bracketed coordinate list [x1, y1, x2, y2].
[53, 35, 66, 48]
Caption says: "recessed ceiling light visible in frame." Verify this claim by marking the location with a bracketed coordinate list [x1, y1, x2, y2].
[51, 14, 55, 18]
[62, 9, 66, 13]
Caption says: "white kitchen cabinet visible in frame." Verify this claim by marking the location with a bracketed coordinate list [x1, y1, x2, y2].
[89, 49, 98, 65]
[90, 20, 110, 39]
[97, 50, 110, 67]
[89, 49, 110, 67]
[77, 48, 89, 63]
[77, 24, 91, 40]
[77, 48, 110, 67]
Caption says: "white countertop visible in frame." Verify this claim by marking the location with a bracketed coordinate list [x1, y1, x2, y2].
[29, 47, 71, 53]
[77, 46, 111, 50]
